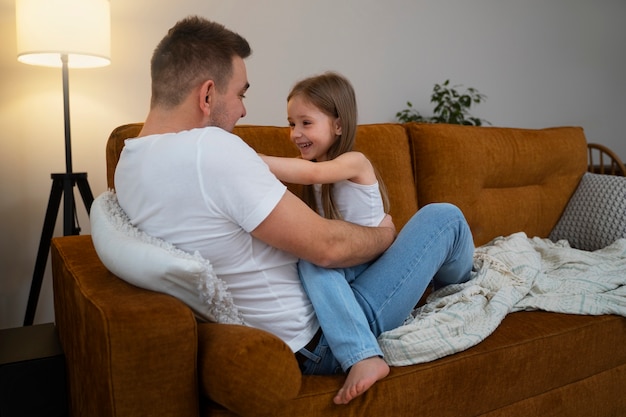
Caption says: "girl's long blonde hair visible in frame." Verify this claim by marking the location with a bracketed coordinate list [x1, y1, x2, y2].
[288, 72, 390, 219]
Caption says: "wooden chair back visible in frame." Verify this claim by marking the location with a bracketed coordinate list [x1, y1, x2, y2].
[587, 143, 626, 176]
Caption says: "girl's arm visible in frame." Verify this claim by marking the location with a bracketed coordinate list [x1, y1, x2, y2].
[260, 152, 377, 185]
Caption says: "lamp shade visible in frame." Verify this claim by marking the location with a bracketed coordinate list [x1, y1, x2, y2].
[16, 0, 111, 68]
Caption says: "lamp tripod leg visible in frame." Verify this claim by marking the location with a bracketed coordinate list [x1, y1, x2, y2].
[24, 176, 64, 326]
[23, 172, 94, 326]
[75, 174, 94, 214]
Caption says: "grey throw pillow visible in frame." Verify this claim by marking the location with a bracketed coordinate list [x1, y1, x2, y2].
[550, 173, 626, 251]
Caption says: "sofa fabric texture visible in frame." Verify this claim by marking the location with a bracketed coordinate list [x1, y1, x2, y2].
[51, 122, 626, 417]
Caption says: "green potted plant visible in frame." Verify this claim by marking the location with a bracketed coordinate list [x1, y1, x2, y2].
[396, 80, 490, 126]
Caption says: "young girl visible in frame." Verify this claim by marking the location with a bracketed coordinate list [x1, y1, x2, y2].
[260, 72, 391, 404]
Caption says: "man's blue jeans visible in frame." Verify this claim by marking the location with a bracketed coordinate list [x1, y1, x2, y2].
[298, 203, 474, 375]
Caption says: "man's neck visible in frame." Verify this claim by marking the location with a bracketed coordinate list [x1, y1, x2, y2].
[138, 105, 205, 138]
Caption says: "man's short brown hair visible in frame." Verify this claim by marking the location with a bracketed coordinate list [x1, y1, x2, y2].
[150, 16, 251, 108]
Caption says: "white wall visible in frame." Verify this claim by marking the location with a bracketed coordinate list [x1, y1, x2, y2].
[1, 0, 625, 329]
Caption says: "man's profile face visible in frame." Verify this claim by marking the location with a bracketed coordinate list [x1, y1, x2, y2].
[208, 56, 249, 132]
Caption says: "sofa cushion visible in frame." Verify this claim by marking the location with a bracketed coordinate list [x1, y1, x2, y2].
[550, 172, 626, 250]
[90, 190, 243, 324]
[216, 311, 626, 417]
[405, 123, 588, 246]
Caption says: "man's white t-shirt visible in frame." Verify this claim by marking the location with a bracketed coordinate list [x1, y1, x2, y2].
[114, 127, 319, 351]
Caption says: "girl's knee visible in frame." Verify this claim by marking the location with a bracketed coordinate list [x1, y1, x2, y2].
[420, 202, 465, 221]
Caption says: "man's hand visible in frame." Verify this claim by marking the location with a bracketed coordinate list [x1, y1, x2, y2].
[252, 191, 395, 268]
[378, 214, 396, 238]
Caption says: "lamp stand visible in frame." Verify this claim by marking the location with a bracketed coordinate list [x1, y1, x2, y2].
[24, 55, 94, 326]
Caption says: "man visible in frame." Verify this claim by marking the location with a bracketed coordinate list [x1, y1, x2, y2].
[115, 16, 473, 405]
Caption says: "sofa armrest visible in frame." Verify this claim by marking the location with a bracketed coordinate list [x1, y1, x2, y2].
[51, 235, 200, 417]
[198, 323, 302, 416]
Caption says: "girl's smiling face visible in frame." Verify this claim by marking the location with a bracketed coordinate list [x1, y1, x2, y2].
[287, 95, 342, 162]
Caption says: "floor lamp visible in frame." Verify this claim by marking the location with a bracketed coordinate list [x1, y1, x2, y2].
[16, 0, 111, 326]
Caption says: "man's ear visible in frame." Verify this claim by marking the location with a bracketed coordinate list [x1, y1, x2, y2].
[200, 80, 215, 115]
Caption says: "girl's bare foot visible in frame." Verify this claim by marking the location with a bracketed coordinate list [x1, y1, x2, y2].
[333, 356, 389, 405]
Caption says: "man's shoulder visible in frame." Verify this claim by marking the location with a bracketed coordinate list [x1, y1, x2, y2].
[139, 127, 245, 148]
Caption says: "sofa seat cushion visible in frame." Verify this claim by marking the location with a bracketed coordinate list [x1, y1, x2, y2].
[201, 311, 626, 416]
[406, 123, 588, 246]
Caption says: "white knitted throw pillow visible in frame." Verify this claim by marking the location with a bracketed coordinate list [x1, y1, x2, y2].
[90, 190, 244, 324]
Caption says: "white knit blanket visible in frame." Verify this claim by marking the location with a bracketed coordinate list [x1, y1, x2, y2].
[378, 232, 626, 366]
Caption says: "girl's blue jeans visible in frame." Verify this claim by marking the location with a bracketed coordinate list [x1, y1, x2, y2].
[298, 203, 474, 375]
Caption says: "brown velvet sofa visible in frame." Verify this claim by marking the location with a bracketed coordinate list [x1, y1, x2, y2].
[51, 122, 626, 417]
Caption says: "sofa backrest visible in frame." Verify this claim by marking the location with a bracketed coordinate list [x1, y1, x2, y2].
[405, 123, 588, 246]
[106, 122, 142, 189]
[105, 123, 419, 230]
[105, 122, 588, 246]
